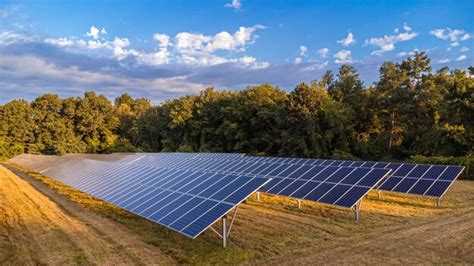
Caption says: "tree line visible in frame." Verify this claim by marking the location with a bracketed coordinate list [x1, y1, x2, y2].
[1, 52, 473, 163]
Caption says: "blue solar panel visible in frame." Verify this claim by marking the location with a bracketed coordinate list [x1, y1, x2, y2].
[125, 154, 391, 209]
[210, 155, 464, 199]
[42, 159, 269, 239]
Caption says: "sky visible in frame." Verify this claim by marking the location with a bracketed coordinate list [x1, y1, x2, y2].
[0, 0, 472, 104]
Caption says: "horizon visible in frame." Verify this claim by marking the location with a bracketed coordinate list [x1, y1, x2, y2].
[0, 0, 472, 104]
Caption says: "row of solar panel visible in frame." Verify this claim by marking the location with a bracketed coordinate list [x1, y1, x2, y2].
[236, 156, 464, 198]
[121, 155, 391, 208]
[43, 159, 268, 238]
[129, 154, 463, 198]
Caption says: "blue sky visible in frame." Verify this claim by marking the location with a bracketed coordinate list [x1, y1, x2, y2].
[0, 0, 472, 103]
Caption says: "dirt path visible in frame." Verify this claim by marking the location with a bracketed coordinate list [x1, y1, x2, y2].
[0, 165, 174, 265]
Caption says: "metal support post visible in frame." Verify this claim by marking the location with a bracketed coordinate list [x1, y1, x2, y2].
[222, 215, 227, 248]
[354, 201, 361, 221]
[377, 190, 381, 200]
[436, 197, 441, 207]
[256, 192, 260, 201]
[297, 199, 301, 209]
[209, 206, 238, 248]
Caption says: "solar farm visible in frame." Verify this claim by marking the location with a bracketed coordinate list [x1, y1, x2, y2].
[7, 152, 465, 249]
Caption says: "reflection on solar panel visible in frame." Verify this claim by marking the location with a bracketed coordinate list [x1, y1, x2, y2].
[42, 159, 269, 246]
[127, 154, 391, 219]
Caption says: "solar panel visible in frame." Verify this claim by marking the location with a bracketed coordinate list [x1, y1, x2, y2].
[127, 154, 391, 209]
[229, 156, 465, 201]
[42, 159, 269, 239]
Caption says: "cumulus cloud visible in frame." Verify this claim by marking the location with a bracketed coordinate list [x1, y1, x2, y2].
[365, 23, 418, 56]
[333, 49, 353, 64]
[299, 45, 308, 56]
[337, 32, 356, 47]
[225, 0, 241, 10]
[173, 25, 266, 66]
[317, 48, 329, 58]
[174, 25, 264, 54]
[438, 58, 450, 64]
[153, 33, 171, 47]
[4, 23, 267, 69]
[86, 25, 107, 40]
[456, 55, 466, 61]
[460, 46, 469, 52]
[294, 45, 307, 64]
[430, 28, 471, 47]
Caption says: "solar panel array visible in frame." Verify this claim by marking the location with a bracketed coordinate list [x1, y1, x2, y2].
[15, 152, 464, 243]
[127, 154, 392, 208]
[238, 157, 464, 198]
[42, 159, 269, 238]
[128, 154, 464, 199]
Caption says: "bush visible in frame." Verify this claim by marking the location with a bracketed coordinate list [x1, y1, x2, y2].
[408, 154, 473, 180]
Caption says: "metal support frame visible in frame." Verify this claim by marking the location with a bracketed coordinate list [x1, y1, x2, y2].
[209, 206, 239, 248]
[353, 201, 361, 221]
[436, 197, 441, 207]
[256, 192, 260, 201]
[222, 216, 228, 248]
[297, 199, 301, 209]
[377, 190, 381, 199]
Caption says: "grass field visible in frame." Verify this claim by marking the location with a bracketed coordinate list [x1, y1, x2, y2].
[1, 163, 473, 265]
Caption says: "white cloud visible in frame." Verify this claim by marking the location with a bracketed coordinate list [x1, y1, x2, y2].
[4, 25, 266, 68]
[456, 55, 466, 61]
[236, 56, 269, 69]
[299, 45, 308, 56]
[175, 32, 209, 53]
[317, 48, 329, 58]
[294, 45, 307, 63]
[460, 46, 469, 52]
[112, 37, 131, 58]
[460, 33, 471, 41]
[0, 31, 36, 45]
[438, 59, 450, 64]
[333, 49, 353, 64]
[175, 25, 264, 55]
[86, 25, 107, 40]
[365, 24, 418, 56]
[172, 25, 265, 66]
[397, 49, 418, 58]
[337, 32, 356, 47]
[153, 33, 170, 47]
[44, 37, 75, 47]
[87, 39, 110, 49]
[430, 28, 471, 47]
[403, 23, 412, 32]
[138, 49, 169, 65]
[225, 0, 241, 10]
